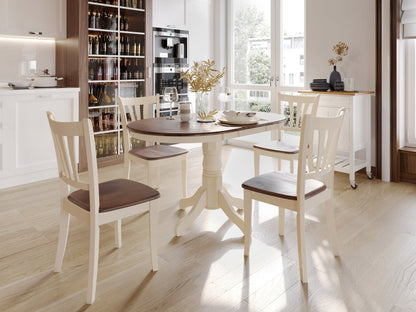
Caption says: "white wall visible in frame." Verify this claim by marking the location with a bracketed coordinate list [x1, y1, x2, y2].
[0, 37, 55, 83]
[305, 0, 375, 91]
[305, 0, 378, 169]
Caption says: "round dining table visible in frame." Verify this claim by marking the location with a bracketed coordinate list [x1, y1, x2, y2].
[127, 112, 285, 236]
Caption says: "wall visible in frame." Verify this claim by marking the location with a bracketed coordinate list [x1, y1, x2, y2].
[305, 0, 377, 169]
[0, 37, 55, 83]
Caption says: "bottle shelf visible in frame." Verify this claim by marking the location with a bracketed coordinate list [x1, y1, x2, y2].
[119, 55, 145, 58]
[88, 79, 145, 83]
[88, 28, 118, 33]
[88, 105, 118, 110]
[93, 129, 122, 135]
[88, 2, 118, 9]
[88, 54, 117, 58]
[88, 54, 145, 58]
[119, 79, 145, 83]
[89, 79, 117, 83]
[119, 30, 145, 36]
[119, 6, 145, 12]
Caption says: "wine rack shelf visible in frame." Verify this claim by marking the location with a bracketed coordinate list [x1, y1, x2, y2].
[87, 0, 148, 158]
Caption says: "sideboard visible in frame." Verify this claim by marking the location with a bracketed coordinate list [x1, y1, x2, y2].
[299, 91, 374, 189]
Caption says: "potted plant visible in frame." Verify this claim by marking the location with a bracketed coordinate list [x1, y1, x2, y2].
[328, 41, 349, 91]
[180, 59, 225, 121]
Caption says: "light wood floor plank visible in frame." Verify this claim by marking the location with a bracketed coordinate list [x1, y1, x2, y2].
[1, 145, 416, 311]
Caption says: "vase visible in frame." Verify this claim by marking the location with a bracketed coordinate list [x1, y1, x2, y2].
[196, 91, 209, 119]
[329, 66, 341, 91]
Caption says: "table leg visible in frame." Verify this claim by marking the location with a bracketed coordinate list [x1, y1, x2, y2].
[175, 140, 244, 235]
[219, 190, 244, 234]
[175, 187, 206, 236]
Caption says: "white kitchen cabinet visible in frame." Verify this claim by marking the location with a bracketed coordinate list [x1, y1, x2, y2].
[0, 0, 66, 39]
[301, 91, 373, 188]
[0, 87, 79, 189]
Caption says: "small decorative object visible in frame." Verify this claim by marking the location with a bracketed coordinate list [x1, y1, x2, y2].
[179, 102, 191, 122]
[328, 41, 349, 91]
[180, 59, 225, 121]
[344, 77, 355, 92]
[309, 78, 330, 91]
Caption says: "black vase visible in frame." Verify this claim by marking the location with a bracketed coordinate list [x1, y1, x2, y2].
[329, 66, 341, 91]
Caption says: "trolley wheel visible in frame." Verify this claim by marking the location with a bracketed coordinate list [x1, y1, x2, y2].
[367, 172, 374, 180]
[350, 181, 358, 189]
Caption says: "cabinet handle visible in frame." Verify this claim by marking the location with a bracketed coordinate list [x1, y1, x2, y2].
[28, 31, 43, 36]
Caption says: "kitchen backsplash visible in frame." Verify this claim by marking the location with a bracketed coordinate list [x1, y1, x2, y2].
[0, 37, 55, 83]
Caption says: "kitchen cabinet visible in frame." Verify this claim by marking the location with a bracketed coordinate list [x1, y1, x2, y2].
[0, 87, 79, 189]
[299, 91, 373, 188]
[0, 0, 66, 39]
[57, 0, 152, 170]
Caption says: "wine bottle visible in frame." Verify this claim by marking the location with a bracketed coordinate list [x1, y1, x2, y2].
[93, 36, 99, 55]
[88, 36, 93, 55]
[90, 11, 96, 28]
[113, 62, 119, 80]
[132, 40, 137, 56]
[96, 11, 101, 29]
[120, 15, 124, 31]
[121, 59, 128, 80]
[125, 36, 130, 56]
[97, 61, 103, 80]
[120, 36, 125, 55]
[125, 16, 129, 31]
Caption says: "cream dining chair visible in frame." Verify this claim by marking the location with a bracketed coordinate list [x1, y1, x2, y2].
[253, 93, 320, 175]
[118, 95, 188, 196]
[47, 111, 160, 304]
[243, 108, 345, 283]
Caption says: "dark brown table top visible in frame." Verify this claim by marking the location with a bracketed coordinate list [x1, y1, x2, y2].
[127, 112, 285, 137]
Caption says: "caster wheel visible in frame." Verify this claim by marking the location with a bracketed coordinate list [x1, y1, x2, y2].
[350, 182, 357, 189]
[367, 172, 374, 180]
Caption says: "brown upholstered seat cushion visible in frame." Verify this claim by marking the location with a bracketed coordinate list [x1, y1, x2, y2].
[253, 141, 299, 154]
[68, 179, 160, 213]
[129, 145, 188, 160]
[242, 172, 326, 200]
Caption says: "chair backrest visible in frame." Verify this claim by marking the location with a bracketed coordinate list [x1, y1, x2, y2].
[277, 93, 320, 134]
[117, 95, 160, 151]
[297, 108, 345, 198]
[47, 111, 100, 214]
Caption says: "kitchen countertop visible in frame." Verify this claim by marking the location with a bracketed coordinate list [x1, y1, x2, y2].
[0, 86, 80, 95]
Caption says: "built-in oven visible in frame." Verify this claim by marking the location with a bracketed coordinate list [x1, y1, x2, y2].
[153, 27, 189, 117]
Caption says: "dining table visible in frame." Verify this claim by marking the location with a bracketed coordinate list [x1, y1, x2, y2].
[127, 112, 285, 236]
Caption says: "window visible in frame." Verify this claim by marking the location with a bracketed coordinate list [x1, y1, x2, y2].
[228, 0, 305, 113]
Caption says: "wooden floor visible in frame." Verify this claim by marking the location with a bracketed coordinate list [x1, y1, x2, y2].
[1, 144, 416, 312]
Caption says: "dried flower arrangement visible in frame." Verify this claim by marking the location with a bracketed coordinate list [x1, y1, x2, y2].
[179, 59, 225, 93]
[328, 41, 349, 66]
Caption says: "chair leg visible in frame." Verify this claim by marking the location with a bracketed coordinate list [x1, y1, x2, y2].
[254, 150, 260, 176]
[54, 209, 70, 272]
[290, 159, 294, 174]
[87, 225, 100, 304]
[155, 166, 160, 190]
[182, 157, 187, 198]
[114, 219, 122, 248]
[272, 158, 280, 172]
[244, 190, 252, 256]
[296, 210, 308, 283]
[149, 200, 159, 271]
[124, 159, 131, 179]
[278, 207, 285, 236]
[326, 201, 339, 256]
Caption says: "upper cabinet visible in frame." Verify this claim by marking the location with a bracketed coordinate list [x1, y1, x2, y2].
[152, 0, 185, 29]
[0, 0, 66, 39]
